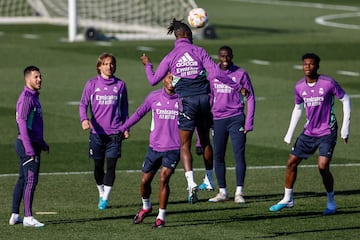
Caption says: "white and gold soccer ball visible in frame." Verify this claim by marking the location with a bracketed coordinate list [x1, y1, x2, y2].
[187, 8, 208, 28]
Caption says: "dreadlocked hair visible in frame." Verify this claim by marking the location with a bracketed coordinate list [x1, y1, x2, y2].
[167, 18, 192, 37]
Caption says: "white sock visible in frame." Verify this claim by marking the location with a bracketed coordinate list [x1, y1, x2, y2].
[326, 191, 336, 210]
[235, 186, 243, 195]
[102, 185, 112, 201]
[157, 208, 166, 221]
[185, 171, 197, 190]
[204, 170, 214, 185]
[279, 187, 293, 203]
[219, 188, 228, 196]
[142, 198, 151, 210]
[97, 184, 104, 198]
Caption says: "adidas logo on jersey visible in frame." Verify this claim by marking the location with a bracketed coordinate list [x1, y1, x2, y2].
[176, 52, 198, 67]
[156, 102, 162, 106]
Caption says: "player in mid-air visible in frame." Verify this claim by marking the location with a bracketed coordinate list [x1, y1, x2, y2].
[269, 53, 351, 215]
[79, 53, 129, 210]
[119, 73, 180, 228]
[208, 46, 255, 203]
[140, 18, 240, 203]
[9, 66, 49, 227]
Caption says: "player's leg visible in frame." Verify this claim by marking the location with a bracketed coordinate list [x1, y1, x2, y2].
[269, 154, 301, 211]
[178, 96, 198, 202]
[134, 147, 160, 224]
[10, 139, 26, 225]
[229, 115, 246, 203]
[20, 142, 43, 227]
[100, 134, 122, 210]
[154, 167, 173, 228]
[197, 94, 215, 191]
[194, 128, 203, 156]
[318, 128, 337, 215]
[209, 118, 229, 202]
[270, 132, 317, 212]
[89, 133, 107, 209]
[153, 149, 179, 228]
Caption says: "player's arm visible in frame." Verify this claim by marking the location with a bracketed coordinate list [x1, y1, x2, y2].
[119, 94, 153, 133]
[242, 73, 256, 133]
[339, 94, 351, 144]
[141, 53, 169, 86]
[16, 97, 35, 156]
[119, 83, 130, 138]
[284, 103, 303, 144]
[79, 82, 92, 130]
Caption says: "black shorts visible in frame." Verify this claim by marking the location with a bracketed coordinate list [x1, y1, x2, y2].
[178, 94, 213, 131]
[89, 133, 122, 159]
[142, 147, 180, 173]
[291, 128, 337, 159]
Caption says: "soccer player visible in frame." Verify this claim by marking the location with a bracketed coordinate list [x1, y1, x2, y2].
[9, 66, 49, 227]
[79, 53, 129, 210]
[208, 46, 255, 203]
[140, 19, 240, 203]
[119, 73, 180, 228]
[269, 53, 351, 215]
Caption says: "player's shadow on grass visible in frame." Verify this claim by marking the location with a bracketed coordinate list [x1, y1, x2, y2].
[166, 208, 360, 228]
[46, 214, 134, 225]
[247, 189, 360, 204]
[214, 23, 290, 34]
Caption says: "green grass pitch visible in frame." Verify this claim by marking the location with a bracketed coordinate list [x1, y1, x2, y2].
[0, 0, 359, 239]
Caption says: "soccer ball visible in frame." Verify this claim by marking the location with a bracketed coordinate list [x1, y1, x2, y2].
[187, 8, 208, 28]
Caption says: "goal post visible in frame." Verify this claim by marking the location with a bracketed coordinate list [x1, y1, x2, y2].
[0, 0, 215, 41]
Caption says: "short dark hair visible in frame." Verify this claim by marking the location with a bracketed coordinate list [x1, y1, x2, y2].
[302, 53, 320, 65]
[24, 66, 40, 77]
[167, 18, 192, 38]
[219, 46, 233, 56]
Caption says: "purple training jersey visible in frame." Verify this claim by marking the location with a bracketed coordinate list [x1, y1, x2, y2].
[120, 88, 180, 152]
[211, 64, 255, 131]
[16, 86, 45, 156]
[294, 74, 346, 137]
[144, 38, 240, 97]
[79, 75, 128, 135]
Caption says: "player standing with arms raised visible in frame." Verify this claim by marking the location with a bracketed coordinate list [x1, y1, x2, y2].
[269, 53, 351, 215]
[79, 53, 129, 210]
[9, 66, 49, 227]
[208, 46, 255, 203]
[119, 74, 180, 228]
[140, 19, 240, 203]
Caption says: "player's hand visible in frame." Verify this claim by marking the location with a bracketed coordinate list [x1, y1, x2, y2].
[42, 142, 50, 153]
[343, 138, 348, 144]
[240, 88, 248, 97]
[123, 130, 130, 139]
[81, 120, 91, 130]
[284, 137, 291, 145]
[140, 53, 151, 65]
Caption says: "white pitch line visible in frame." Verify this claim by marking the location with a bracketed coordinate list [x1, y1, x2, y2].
[137, 46, 155, 52]
[337, 70, 360, 77]
[23, 34, 39, 39]
[250, 59, 270, 65]
[315, 12, 360, 30]
[230, 0, 360, 30]
[229, 0, 360, 12]
[1, 163, 360, 178]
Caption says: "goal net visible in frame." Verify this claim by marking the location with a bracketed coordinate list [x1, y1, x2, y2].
[0, 0, 210, 41]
